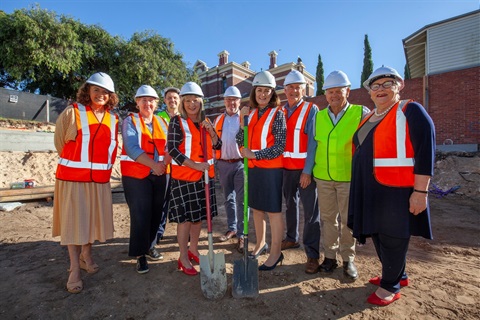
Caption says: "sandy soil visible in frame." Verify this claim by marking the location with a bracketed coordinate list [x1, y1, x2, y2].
[0, 120, 479, 319]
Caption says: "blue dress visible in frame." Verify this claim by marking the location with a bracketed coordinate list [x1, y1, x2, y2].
[347, 102, 435, 244]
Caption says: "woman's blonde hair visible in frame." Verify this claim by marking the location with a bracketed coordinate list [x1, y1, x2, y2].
[178, 95, 203, 122]
[76, 83, 119, 110]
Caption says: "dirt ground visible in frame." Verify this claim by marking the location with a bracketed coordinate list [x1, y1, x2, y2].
[0, 120, 479, 319]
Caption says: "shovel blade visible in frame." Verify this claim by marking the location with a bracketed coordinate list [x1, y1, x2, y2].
[199, 252, 227, 300]
[232, 258, 259, 299]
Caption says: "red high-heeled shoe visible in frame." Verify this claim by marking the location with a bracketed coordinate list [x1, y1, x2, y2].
[188, 250, 200, 264]
[367, 292, 401, 306]
[177, 259, 198, 276]
[369, 276, 409, 287]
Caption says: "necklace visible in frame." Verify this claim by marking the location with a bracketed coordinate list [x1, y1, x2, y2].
[374, 102, 396, 117]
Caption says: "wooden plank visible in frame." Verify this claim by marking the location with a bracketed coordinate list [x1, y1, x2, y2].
[0, 182, 123, 202]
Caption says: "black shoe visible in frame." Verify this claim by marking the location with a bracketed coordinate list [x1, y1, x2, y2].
[343, 261, 358, 279]
[136, 256, 149, 274]
[259, 253, 284, 271]
[147, 248, 163, 261]
[248, 243, 269, 259]
[319, 258, 338, 272]
[155, 234, 164, 245]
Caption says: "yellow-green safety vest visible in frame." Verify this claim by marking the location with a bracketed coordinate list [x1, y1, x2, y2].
[313, 104, 363, 182]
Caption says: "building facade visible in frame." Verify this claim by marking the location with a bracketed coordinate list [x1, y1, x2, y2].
[194, 50, 316, 118]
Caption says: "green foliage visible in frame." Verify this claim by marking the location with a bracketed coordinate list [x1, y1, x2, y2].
[361, 34, 373, 86]
[115, 31, 196, 105]
[315, 54, 325, 96]
[0, 6, 195, 105]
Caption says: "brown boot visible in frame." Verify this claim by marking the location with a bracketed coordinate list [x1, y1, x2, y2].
[305, 258, 319, 274]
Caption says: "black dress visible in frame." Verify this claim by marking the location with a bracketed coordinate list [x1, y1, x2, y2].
[347, 102, 435, 244]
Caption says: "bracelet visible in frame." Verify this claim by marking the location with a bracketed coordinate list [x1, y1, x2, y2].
[414, 189, 428, 194]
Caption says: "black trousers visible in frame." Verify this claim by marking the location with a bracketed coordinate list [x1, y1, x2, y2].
[123, 174, 167, 257]
[372, 233, 410, 293]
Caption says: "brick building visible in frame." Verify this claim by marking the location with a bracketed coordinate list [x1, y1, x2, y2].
[194, 50, 315, 118]
[308, 10, 479, 151]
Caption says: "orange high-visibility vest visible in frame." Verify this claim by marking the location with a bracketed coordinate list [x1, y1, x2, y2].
[359, 100, 415, 187]
[120, 113, 168, 179]
[283, 101, 313, 170]
[213, 112, 241, 159]
[247, 107, 283, 169]
[171, 117, 214, 182]
[56, 103, 118, 183]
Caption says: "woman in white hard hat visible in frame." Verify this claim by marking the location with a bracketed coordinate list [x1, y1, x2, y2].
[53, 72, 119, 293]
[236, 71, 287, 271]
[167, 82, 221, 276]
[347, 66, 435, 306]
[120, 85, 171, 274]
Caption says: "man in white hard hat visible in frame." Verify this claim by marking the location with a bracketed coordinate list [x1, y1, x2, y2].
[213, 86, 245, 252]
[313, 70, 370, 279]
[156, 87, 180, 122]
[281, 70, 321, 274]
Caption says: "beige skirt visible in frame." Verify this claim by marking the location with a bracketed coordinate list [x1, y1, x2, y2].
[52, 179, 114, 245]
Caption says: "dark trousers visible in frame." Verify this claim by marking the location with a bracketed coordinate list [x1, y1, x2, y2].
[372, 233, 410, 293]
[283, 169, 320, 259]
[123, 174, 167, 257]
[156, 174, 170, 241]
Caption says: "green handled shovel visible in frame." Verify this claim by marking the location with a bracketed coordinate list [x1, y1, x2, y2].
[232, 114, 259, 298]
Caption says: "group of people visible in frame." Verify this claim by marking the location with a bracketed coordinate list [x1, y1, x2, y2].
[53, 65, 435, 307]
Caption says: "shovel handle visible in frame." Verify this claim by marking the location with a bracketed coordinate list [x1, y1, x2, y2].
[201, 125, 213, 233]
[243, 115, 249, 236]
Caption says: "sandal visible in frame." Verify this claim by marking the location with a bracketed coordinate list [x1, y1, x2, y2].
[79, 255, 99, 274]
[66, 269, 83, 294]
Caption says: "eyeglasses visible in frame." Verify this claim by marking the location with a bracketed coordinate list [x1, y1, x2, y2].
[369, 80, 395, 91]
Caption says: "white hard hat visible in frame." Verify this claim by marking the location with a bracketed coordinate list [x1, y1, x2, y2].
[163, 87, 180, 97]
[323, 70, 351, 90]
[284, 70, 306, 86]
[224, 86, 241, 98]
[86, 72, 115, 93]
[252, 71, 276, 88]
[135, 85, 159, 99]
[363, 66, 404, 90]
[180, 82, 204, 97]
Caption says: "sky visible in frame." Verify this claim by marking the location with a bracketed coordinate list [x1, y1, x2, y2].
[2, 0, 479, 90]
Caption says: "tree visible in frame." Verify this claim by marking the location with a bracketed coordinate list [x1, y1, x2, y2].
[0, 6, 84, 96]
[404, 63, 411, 80]
[315, 54, 325, 96]
[114, 31, 197, 106]
[361, 34, 373, 86]
[0, 6, 195, 104]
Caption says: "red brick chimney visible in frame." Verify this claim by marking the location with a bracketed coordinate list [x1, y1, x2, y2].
[218, 50, 230, 66]
[269, 50, 278, 69]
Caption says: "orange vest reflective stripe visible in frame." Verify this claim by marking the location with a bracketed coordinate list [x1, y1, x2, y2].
[213, 113, 241, 160]
[283, 101, 313, 169]
[56, 103, 118, 183]
[359, 100, 415, 187]
[171, 117, 214, 182]
[120, 113, 168, 179]
[248, 107, 283, 169]
[213, 113, 225, 160]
